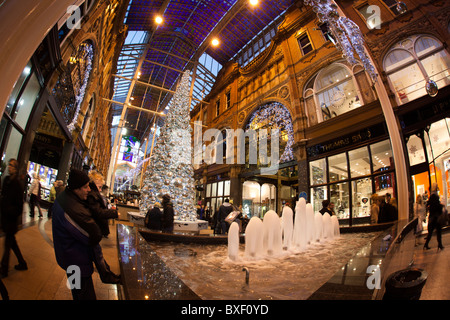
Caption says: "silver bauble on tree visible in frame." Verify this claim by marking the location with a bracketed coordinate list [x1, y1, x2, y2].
[139, 70, 196, 221]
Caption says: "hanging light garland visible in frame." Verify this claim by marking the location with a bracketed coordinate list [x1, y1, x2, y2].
[305, 0, 378, 83]
[246, 102, 294, 163]
[67, 42, 94, 132]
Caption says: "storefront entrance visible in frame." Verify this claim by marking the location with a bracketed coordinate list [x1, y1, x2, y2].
[406, 118, 450, 210]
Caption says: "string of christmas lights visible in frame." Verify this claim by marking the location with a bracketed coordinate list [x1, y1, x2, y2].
[246, 102, 294, 163]
[67, 43, 94, 132]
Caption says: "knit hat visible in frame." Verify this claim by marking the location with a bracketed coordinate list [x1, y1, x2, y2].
[67, 169, 90, 190]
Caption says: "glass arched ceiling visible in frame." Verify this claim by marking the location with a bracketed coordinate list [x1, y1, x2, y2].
[110, 0, 294, 144]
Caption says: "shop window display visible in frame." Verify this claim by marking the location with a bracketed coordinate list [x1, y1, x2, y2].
[308, 139, 395, 225]
[383, 35, 450, 105]
[407, 134, 426, 166]
[310, 185, 327, 213]
[203, 180, 231, 220]
[426, 118, 450, 208]
[27, 161, 58, 201]
[328, 152, 347, 182]
[352, 178, 373, 221]
[241, 181, 277, 218]
[349, 147, 370, 178]
[371, 140, 393, 172]
[242, 181, 261, 218]
[310, 158, 326, 185]
[330, 182, 349, 219]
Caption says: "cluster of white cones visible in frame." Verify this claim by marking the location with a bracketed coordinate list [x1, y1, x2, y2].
[228, 198, 340, 261]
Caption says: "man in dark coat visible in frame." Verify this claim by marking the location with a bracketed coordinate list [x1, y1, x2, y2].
[145, 202, 163, 230]
[218, 198, 234, 234]
[377, 194, 398, 223]
[52, 169, 104, 300]
[319, 199, 333, 215]
[0, 159, 27, 278]
[161, 194, 174, 232]
[87, 180, 118, 238]
[85, 177, 120, 284]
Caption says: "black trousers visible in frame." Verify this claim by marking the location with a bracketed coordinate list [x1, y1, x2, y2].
[424, 217, 442, 247]
[29, 194, 42, 217]
[0, 279, 9, 300]
[1, 232, 26, 271]
[70, 275, 96, 300]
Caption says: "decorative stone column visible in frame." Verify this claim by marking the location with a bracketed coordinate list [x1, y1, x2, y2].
[293, 140, 309, 200]
[229, 165, 242, 207]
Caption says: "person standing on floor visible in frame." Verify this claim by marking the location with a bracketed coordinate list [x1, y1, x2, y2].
[423, 193, 444, 251]
[47, 180, 63, 219]
[86, 172, 120, 284]
[52, 169, 115, 300]
[101, 185, 111, 207]
[87, 171, 118, 238]
[319, 199, 333, 215]
[414, 194, 426, 233]
[145, 202, 163, 230]
[370, 194, 380, 224]
[28, 173, 43, 218]
[218, 198, 233, 234]
[161, 194, 174, 232]
[0, 159, 28, 278]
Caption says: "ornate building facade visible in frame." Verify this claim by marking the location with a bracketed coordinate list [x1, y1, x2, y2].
[191, 0, 450, 226]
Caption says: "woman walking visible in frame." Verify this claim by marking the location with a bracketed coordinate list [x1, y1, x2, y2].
[1, 159, 28, 278]
[423, 193, 444, 250]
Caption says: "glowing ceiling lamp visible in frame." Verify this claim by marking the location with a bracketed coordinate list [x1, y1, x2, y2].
[155, 15, 163, 25]
[211, 38, 220, 47]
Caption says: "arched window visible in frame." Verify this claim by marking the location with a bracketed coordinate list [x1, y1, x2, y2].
[304, 61, 373, 125]
[383, 35, 450, 105]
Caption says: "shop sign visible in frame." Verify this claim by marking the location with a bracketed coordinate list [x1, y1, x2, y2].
[34, 133, 63, 149]
[307, 123, 386, 157]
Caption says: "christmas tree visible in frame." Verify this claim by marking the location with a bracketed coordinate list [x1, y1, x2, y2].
[139, 70, 196, 221]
